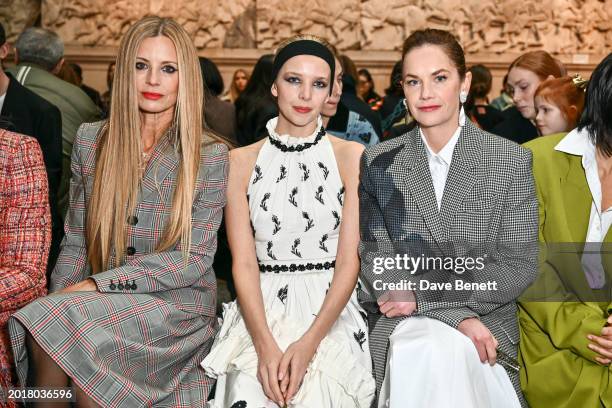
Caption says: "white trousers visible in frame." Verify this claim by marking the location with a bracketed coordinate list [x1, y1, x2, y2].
[378, 317, 521, 408]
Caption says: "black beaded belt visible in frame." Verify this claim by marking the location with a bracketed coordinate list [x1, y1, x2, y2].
[259, 260, 336, 273]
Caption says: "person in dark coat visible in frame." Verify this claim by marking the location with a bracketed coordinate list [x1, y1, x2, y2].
[0, 22, 63, 277]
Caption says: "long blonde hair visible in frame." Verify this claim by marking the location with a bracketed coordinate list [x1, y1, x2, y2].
[87, 16, 203, 273]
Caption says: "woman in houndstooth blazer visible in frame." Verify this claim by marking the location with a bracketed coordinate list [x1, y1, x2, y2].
[0, 129, 50, 406]
[7, 17, 228, 407]
[358, 29, 538, 408]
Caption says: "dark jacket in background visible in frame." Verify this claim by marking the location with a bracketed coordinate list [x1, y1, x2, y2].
[0, 73, 64, 277]
[204, 95, 238, 146]
[235, 95, 278, 147]
[329, 75, 382, 139]
[491, 106, 539, 145]
[469, 105, 505, 133]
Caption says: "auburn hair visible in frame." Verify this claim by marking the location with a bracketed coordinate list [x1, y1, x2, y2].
[535, 76, 586, 129]
[509, 51, 564, 80]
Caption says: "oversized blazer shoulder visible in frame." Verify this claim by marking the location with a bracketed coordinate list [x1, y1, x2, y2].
[358, 120, 539, 400]
[50, 120, 229, 317]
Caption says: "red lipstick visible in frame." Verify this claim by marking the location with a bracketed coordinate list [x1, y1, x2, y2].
[418, 105, 441, 112]
[293, 106, 312, 114]
[142, 92, 163, 100]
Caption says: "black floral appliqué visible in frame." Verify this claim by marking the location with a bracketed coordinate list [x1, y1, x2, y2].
[276, 165, 287, 183]
[291, 238, 302, 258]
[319, 234, 328, 252]
[315, 186, 325, 205]
[337, 186, 345, 206]
[299, 162, 310, 181]
[278, 284, 288, 304]
[260, 192, 271, 211]
[302, 211, 314, 232]
[266, 241, 277, 260]
[332, 210, 341, 230]
[354, 329, 366, 351]
[252, 165, 263, 184]
[289, 187, 298, 207]
[318, 162, 329, 180]
[231, 401, 247, 408]
[358, 132, 372, 144]
[272, 215, 281, 235]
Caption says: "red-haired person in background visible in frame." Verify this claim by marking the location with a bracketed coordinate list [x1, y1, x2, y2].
[0, 128, 50, 405]
[534, 74, 587, 136]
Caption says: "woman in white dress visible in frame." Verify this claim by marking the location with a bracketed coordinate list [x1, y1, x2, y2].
[202, 35, 375, 408]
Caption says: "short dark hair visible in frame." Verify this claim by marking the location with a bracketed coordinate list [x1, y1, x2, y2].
[71, 62, 83, 80]
[402, 29, 466, 79]
[198, 57, 224, 97]
[578, 53, 612, 157]
[468, 64, 492, 99]
[0, 21, 5, 46]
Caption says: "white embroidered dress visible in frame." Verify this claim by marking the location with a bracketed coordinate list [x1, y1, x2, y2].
[202, 117, 375, 408]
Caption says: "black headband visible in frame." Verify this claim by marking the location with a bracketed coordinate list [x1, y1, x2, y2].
[272, 39, 335, 95]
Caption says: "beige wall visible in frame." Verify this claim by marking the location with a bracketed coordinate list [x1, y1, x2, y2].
[2, 0, 609, 100]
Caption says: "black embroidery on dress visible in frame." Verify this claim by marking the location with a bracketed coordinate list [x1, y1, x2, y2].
[337, 186, 345, 206]
[276, 165, 287, 183]
[299, 162, 310, 181]
[266, 241, 277, 260]
[278, 284, 288, 304]
[260, 192, 271, 211]
[359, 310, 368, 325]
[291, 238, 302, 258]
[325, 281, 331, 295]
[319, 234, 329, 252]
[252, 165, 263, 184]
[332, 210, 341, 230]
[289, 187, 298, 207]
[354, 329, 366, 351]
[231, 401, 247, 408]
[272, 215, 281, 235]
[269, 126, 325, 152]
[318, 162, 329, 180]
[302, 211, 314, 232]
[315, 186, 325, 204]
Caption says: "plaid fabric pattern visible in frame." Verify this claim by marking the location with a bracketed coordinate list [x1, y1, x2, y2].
[8, 121, 228, 407]
[358, 121, 538, 407]
[0, 130, 50, 405]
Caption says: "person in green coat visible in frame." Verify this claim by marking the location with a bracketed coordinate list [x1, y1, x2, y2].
[519, 53, 612, 408]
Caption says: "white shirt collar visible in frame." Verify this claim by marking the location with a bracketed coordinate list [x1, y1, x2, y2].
[420, 126, 462, 166]
[554, 127, 594, 157]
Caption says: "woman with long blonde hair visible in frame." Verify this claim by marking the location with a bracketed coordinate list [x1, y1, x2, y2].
[8, 16, 228, 407]
[223, 68, 250, 103]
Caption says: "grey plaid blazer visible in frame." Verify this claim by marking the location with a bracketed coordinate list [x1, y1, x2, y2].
[358, 121, 538, 406]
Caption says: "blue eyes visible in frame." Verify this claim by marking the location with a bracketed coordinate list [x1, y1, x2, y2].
[405, 75, 447, 87]
[285, 76, 328, 89]
[135, 61, 177, 74]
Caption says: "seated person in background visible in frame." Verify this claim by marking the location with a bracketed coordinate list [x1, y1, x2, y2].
[465, 64, 504, 132]
[0, 128, 50, 406]
[492, 51, 564, 144]
[534, 74, 587, 137]
[519, 53, 612, 408]
[7, 16, 228, 407]
[327, 55, 381, 146]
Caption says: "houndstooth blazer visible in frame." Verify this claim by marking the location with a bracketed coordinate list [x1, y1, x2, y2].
[358, 120, 538, 405]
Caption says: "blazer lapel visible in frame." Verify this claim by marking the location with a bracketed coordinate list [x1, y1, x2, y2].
[560, 154, 591, 243]
[399, 128, 446, 245]
[140, 132, 179, 202]
[438, 122, 481, 238]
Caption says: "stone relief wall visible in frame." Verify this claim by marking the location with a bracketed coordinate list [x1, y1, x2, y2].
[1, 0, 610, 55]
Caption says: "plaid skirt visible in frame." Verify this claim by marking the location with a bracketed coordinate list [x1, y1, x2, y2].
[8, 291, 217, 407]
